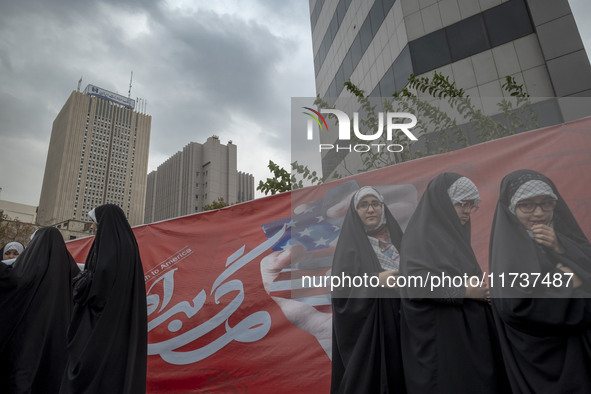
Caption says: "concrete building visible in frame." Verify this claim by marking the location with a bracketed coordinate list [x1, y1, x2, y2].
[37, 84, 151, 227]
[0, 200, 37, 224]
[0, 200, 39, 246]
[309, 0, 591, 176]
[52, 219, 93, 241]
[144, 136, 254, 223]
[237, 171, 255, 205]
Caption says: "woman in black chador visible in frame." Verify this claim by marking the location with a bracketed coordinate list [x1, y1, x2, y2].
[400, 172, 510, 393]
[331, 186, 406, 393]
[0, 227, 79, 393]
[490, 169, 591, 393]
[60, 204, 147, 394]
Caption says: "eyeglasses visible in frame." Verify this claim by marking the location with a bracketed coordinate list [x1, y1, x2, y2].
[455, 200, 479, 212]
[516, 199, 557, 213]
[357, 200, 383, 210]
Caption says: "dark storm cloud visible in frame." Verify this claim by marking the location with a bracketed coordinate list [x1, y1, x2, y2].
[134, 6, 290, 151]
[0, 0, 316, 205]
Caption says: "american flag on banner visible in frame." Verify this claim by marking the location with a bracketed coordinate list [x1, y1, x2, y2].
[261, 181, 360, 313]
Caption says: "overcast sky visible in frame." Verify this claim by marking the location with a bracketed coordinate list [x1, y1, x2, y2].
[0, 0, 316, 206]
[0, 0, 589, 207]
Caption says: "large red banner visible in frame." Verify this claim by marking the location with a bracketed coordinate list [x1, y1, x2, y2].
[67, 117, 591, 393]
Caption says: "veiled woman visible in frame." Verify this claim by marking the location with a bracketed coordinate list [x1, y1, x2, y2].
[400, 172, 509, 393]
[1, 241, 24, 263]
[331, 186, 406, 393]
[490, 169, 591, 393]
[60, 204, 147, 394]
[0, 227, 79, 393]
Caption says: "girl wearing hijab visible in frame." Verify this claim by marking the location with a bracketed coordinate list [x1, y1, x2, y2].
[490, 169, 591, 393]
[400, 172, 510, 393]
[60, 204, 147, 394]
[1, 241, 24, 263]
[0, 227, 79, 393]
[331, 186, 406, 393]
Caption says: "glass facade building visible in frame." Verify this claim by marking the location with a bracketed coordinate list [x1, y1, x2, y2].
[309, 0, 591, 176]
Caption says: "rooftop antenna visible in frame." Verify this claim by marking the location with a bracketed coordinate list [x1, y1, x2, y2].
[77, 76, 82, 92]
[128, 71, 133, 98]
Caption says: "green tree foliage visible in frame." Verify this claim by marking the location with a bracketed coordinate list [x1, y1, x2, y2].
[290, 161, 321, 190]
[202, 197, 230, 211]
[0, 210, 37, 247]
[393, 72, 536, 157]
[256, 160, 292, 195]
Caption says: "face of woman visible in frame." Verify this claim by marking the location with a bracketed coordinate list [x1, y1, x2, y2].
[453, 200, 477, 225]
[514, 195, 555, 229]
[356, 195, 383, 229]
[3, 249, 19, 260]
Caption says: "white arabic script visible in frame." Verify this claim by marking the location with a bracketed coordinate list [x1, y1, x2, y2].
[146, 225, 286, 365]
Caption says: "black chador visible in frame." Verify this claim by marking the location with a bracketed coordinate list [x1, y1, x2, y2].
[490, 169, 591, 393]
[60, 204, 147, 394]
[331, 187, 406, 393]
[0, 227, 79, 393]
[400, 173, 510, 393]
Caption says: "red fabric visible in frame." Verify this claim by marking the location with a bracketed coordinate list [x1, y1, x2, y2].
[66, 117, 591, 393]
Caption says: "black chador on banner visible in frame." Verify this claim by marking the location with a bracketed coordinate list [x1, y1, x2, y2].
[400, 173, 510, 393]
[331, 186, 406, 393]
[490, 169, 591, 393]
[0, 227, 79, 393]
[60, 204, 147, 394]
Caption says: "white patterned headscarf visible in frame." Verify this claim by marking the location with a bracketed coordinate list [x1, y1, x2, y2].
[447, 177, 481, 205]
[354, 186, 386, 231]
[509, 180, 557, 214]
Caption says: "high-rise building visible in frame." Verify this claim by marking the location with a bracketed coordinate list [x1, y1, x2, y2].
[37, 84, 151, 227]
[237, 171, 255, 205]
[144, 136, 254, 223]
[309, 0, 591, 176]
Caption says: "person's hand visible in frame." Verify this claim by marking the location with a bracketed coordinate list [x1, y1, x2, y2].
[531, 224, 565, 254]
[260, 245, 332, 358]
[556, 263, 583, 288]
[465, 280, 490, 301]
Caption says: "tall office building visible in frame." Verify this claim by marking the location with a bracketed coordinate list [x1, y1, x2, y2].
[309, 0, 591, 176]
[237, 171, 255, 205]
[144, 136, 254, 223]
[37, 84, 151, 227]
